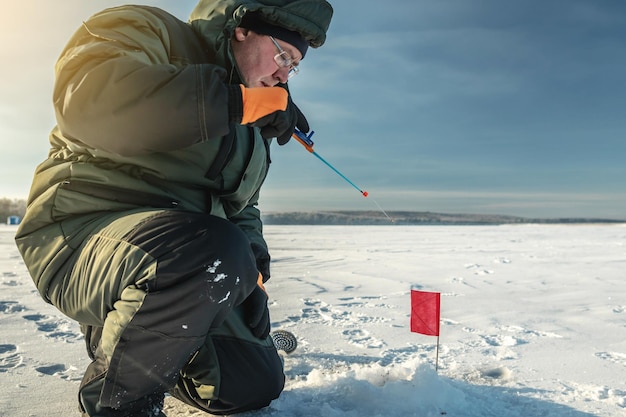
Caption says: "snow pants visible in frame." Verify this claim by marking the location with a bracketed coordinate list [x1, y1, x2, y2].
[31, 209, 284, 415]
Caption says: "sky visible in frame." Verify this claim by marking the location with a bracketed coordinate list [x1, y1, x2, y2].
[1, 0, 625, 220]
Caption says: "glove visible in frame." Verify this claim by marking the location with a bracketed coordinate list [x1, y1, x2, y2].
[242, 273, 271, 339]
[251, 242, 271, 283]
[228, 84, 309, 145]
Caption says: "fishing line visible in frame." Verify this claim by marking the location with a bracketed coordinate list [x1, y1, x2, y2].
[292, 129, 394, 223]
[370, 196, 393, 222]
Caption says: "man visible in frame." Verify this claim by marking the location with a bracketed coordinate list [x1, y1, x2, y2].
[15, 0, 333, 415]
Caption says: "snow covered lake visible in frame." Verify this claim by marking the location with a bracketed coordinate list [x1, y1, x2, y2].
[1, 224, 624, 416]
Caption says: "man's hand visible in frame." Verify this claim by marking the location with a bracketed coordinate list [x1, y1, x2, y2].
[242, 274, 270, 339]
[228, 84, 309, 145]
[251, 242, 271, 283]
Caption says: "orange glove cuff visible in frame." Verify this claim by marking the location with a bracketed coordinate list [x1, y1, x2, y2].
[257, 272, 267, 293]
[240, 85, 289, 124]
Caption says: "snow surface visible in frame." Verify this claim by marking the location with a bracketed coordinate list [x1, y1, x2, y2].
[0, 224, 625, 416]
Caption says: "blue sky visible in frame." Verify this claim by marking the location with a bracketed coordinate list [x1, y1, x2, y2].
[1, 1, 625, 219]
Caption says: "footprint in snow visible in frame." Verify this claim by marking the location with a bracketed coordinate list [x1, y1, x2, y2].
[0, 344, 23, 372]
[23, 313, 83, 343]
[343, 328, 385, 349]
[595, 351, 626, 367]
[493, 257, 512, 264]
[483, 334, 526, 347]
[35, 363, 67, 376]
[0, 300, 27, 314]
[337, 296, 366, 308]
[464, 263, 494, 275]
[498, 324, 563, 339]
[35, 363, 83, 381]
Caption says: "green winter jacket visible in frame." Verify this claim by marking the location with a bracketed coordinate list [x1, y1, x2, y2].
[16, 0, 332, 301]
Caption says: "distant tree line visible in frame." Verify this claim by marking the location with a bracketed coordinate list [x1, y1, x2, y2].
[262, 211, 625, 225]
[1, 198, 26, 221]
[2, 201, 623, 225]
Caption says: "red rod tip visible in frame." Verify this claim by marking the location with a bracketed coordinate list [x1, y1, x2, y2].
[362, 191, 368, 197]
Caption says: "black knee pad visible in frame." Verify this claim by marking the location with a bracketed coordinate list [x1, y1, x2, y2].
[125, 211, 258, 298]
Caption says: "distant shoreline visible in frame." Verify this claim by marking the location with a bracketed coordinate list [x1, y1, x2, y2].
[261, 211, 626, 226]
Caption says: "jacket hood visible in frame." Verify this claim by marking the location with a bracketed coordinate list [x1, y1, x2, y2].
[189, 0, 333, 50]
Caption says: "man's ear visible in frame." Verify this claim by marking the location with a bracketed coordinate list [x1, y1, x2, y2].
[234, 27, 248, 42]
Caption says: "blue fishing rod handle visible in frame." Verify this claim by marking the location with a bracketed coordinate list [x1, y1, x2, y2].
[294, 128, 315, 147]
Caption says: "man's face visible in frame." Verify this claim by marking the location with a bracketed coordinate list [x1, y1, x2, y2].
[231, 28, 302, 87]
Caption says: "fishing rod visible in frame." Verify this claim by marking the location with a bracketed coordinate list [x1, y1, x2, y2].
[292, 129, 368, 197]
[291, 128, 392, 221]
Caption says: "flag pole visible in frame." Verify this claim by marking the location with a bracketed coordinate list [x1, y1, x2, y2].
[435, 334, 440, 372]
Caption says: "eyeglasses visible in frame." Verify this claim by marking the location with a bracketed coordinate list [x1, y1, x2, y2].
[269, 36, 300, 79]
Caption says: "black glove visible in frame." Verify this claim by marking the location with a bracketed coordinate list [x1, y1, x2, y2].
[251, 242, 271, 283]
[255, 94, 309, 145]
[228, 83, 309, 145]
[242, 285, 270, 339]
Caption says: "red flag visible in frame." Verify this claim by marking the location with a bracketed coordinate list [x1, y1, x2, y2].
[410, 290, 441, 336]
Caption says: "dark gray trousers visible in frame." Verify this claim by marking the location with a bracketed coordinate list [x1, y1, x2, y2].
[64, 210, 283, 416]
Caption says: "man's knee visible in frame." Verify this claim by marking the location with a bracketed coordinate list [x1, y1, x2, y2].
[126, 211, 258, 296]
